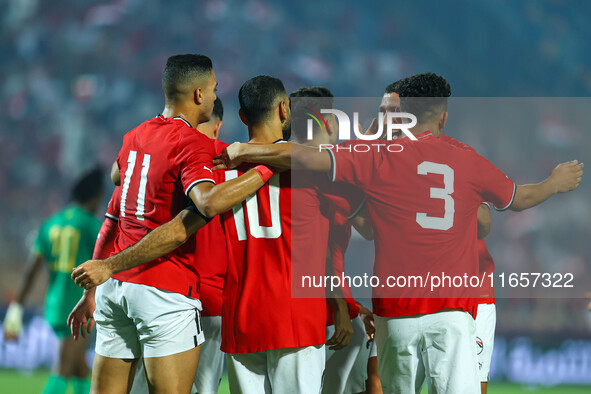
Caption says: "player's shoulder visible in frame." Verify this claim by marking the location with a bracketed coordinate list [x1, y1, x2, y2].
[212, 139, 230, 155]
[439, 134, 478, 153]
[176, 122, 215, 151]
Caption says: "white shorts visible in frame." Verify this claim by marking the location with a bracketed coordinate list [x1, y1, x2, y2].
[324, 316, 371, 394]
[475, 303, 496, 382]
[227, 345, 325, 394]
[375, 310, 479, 394]
[193, 316, 224, 394]
[94, 278, 205, 359]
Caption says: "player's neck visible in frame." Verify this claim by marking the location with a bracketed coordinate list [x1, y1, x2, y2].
[161, 104, 199, 128]
[300, 134, 329, 147]
[410, 122, 442, 138]
[248, 124, 283, 144]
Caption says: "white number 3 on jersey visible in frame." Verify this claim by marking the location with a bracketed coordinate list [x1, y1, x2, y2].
[416, 161, 455, 231]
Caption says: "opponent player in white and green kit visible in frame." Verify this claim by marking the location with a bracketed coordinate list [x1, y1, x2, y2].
[3, 168, 104, 394]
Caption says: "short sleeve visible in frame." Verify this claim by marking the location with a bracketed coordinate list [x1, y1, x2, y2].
[176, 131, 217, 196]
[105, 186, 121, 221]
[32, 223, 49, 259]
[320, 180, 366, 221]
[474, 153, 516, 211]
[327, 140, 379, 189]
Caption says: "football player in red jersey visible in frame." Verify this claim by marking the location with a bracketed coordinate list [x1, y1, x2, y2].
[70, 55, 274, 394]
[127, 99, 229, 394]
[212, 73, 583, 393]
[383, 78, 498, 394]
[219, 76, 354, 393]
[191, 97, 229, 394]
[289, 86, 371, 394]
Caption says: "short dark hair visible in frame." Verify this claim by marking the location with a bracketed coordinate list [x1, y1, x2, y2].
[162, 54, 213, 103]
[238, 75, 286, 125]
[211, 97, 223, 121]
[396, 73, 451, 122]
[71, 167, 104, 204]
[384, 77, 410, 94]
[289, 86, 334, 142]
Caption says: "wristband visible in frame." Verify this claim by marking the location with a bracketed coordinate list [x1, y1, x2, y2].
[253, 165, 274, 182]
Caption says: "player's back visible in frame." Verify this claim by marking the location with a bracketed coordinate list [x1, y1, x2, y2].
[332, 132, 515, 316]
[35, 205, 101, 324]
[112, 115, 216, 297]
[220, 165, 329, 353]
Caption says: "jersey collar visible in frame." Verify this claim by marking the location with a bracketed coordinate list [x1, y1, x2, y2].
[157, 115, 193, 128]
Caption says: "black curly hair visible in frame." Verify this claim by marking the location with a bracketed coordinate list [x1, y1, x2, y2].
[395, 73, 451, 122]
[384, 77, 410, 94]
[289, 86, 334, 142]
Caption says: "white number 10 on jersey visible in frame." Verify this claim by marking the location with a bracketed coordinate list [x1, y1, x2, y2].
[225, 170, 282, 240]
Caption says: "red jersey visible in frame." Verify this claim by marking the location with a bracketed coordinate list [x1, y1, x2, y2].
[194, 139, 229, 316]
[220, 161, 330, 353]
[321, 183, 365, 325]
[112, 116, 216, 297]
[440, 136, 497, 305]
[329, 131, 515, 317]
[478, 240, 495, 304]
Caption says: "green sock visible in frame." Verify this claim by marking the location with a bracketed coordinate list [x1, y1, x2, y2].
[72, 377, 91, 394]
[42, 374, 68, 394]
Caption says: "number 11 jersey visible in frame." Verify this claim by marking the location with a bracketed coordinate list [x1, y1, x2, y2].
[112, 115, 216, 298]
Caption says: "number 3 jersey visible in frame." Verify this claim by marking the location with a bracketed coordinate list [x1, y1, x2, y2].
[112, 115, 216, 297]
[328, 131, 515, 317]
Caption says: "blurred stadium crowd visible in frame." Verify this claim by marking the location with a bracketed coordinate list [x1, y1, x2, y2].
[1, 0, 590, 336]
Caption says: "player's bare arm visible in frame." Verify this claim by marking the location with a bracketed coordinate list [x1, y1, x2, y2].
[67, 288, 96, 341]
[326, 248, 354, 351]
[189, 167, 271, 218]
[477, 203, 491, 240]
[73, 167, 271, 289]
[110, 161, 120, 186]
[326, 295, 354, 351]
[510, 160, 583, 211]
[2, 253, 44, 340]
[350, 202, 374, 240]
[213, 141, 333, 172]
[357, 302, 376, 341]
[68, 216, 118, 339]
[73, 209, 205, 289]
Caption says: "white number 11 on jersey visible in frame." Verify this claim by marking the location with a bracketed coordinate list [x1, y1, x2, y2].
[120, 150, 151, 221]
[225, 170, 282, 240]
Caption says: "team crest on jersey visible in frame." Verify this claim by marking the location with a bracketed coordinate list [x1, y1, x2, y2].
[476, 336, 484, 355]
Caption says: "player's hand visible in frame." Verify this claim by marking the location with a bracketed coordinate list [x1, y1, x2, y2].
[327, 301, 354, 351]
[550, 160, 584, 193]
[72, 260, 113, 290]
[363, 118, 382, 139]
[2, 302, 23, 340]
[358, 303, 376, 341]
[212, 142, 243, 171]
[67, 290, 96, 340]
